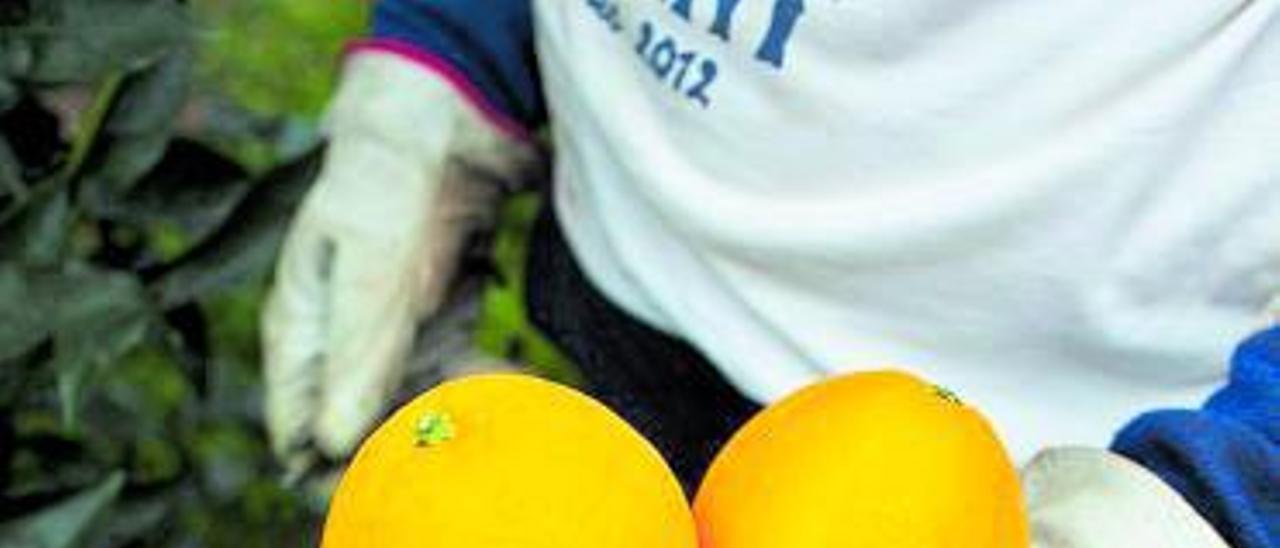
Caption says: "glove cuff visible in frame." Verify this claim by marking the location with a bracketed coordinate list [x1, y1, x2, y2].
[346, 38, 531, 142]
[323, 48, 519, 165]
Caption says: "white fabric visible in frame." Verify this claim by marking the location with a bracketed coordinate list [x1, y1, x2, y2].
[533, 0, 1280, 460]
[1023, 448, 1230, 548]
[262, 53, 535, 460]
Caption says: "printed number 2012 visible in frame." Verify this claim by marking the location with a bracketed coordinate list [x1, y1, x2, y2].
[636, 22, 717, 108]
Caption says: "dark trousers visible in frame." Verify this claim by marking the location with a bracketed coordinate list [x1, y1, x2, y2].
[525, 207, 761, 494]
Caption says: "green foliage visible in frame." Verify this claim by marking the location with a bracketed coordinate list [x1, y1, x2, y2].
[193, 0, 369, 118]
[475, 194, 581, 386]
[0, 472, 125, 548]
[0, 0, 189, 86]
[0, 0, 326, 544]
[1, 2, 577, 545]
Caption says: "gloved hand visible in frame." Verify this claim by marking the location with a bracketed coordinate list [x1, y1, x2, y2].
[1030, 325, 1280, 548]
[262, 51, 538, 468]
[1022, 447, 1230, 548]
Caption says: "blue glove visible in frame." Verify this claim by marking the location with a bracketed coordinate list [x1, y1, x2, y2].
[1113, 325, 1280, 548]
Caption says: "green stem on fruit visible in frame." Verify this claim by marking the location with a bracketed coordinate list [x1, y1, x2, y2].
[932, 385, 965, 406]
[415, 411, 456, 448]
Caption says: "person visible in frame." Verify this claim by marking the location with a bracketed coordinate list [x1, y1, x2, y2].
[262, 0, 1279, 544]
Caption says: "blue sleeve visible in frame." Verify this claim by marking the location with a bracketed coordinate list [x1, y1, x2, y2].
[1112, 326, 1280, 548]
[370, 0, 546, 133]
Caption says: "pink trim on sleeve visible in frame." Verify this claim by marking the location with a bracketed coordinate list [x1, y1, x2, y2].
[346, 38, 532, 142]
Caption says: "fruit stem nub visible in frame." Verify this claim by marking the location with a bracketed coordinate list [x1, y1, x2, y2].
[931, 384, 965, 406]
[415, 411, 456, 447]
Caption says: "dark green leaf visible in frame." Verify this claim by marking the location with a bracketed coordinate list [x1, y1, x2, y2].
[0, 471, 124, 548]
[0, 187, 72, 265]
[0, 74, 124, 262]
[75, 46, 193, 203]
[85, 492, 170, 548]
[149, 147, 320, 308]
[52, 299, 151, 431]
[74, 133, 169, 198]
[2, 439, 109, 511]
[0, 138, 25, 215]
[0, 268, 48, 362]
[0, 79, 17, 115]
[9, 0, 190, 85]
[103, 46, 191, 138]
[0, 263, 152, 373]
[0, 34, 36, 80]
[81, 138, 249, 239]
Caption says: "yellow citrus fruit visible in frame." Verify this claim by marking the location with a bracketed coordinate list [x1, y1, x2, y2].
[694, 370, 1029, 548]
[321, 374, 696, 548]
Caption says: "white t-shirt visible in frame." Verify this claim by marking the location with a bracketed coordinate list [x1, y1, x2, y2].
[531, 0, 1280, 460]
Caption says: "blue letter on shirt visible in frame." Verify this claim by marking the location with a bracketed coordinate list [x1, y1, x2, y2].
[756, 0, 804, 69]
[710, 0, 743, 40]
[670, 0, 693, 20]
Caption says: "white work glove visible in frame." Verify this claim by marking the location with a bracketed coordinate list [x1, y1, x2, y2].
[1022, 447, 1229, 548]
[262, 51, 537, 466]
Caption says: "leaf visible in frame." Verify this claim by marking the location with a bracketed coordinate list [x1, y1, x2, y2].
[0, 263, 153, 375]
[0, 269, 48, 362]
[0, 471, 124, 548]
[0, 187, 73, 266]
[0, 137, 26, 216]
[0, 261, 156, 434]
[148, 147, 321, 308]
[74, 134, 169, 200]
[75, 47, 193, 201]
[0, 77, 123, 264]
[9, 0, 190, 85]
[102, 45, 191, 138]
[86, 492, 170, 547]
[81, 138, 249, 240]
[0, 79, 16, 114]
[52, 297, 152, 431]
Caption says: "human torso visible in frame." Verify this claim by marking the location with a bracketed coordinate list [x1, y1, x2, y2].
[531, 0, 1280, 459]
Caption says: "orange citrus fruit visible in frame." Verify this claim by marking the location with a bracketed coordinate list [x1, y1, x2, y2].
[321, 374, 696, 548]
[694, 370, 1029, 548]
